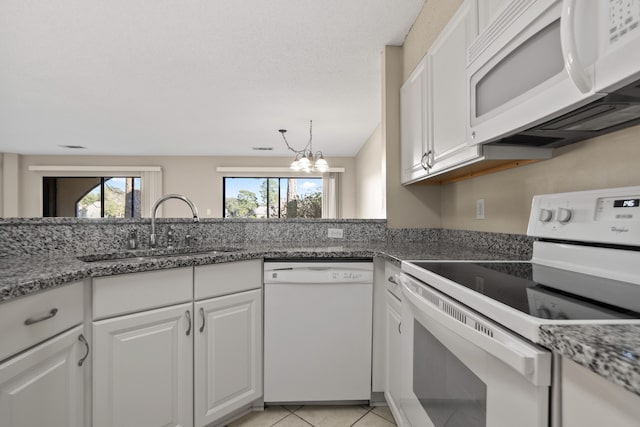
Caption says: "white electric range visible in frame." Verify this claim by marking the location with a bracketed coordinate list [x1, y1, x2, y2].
[399, 186, 640, 427]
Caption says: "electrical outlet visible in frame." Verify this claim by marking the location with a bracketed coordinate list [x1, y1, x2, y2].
[476, 199, 485, 220]
[328, 228, 344, 238]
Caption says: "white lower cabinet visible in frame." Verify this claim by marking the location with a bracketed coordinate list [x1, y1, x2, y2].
[384, 290, 406, 426]
[194, 289, 262, 426]
[561, 358, 640, 427]
[93, 303, 194, 427]
[0, 325, 87, 427]
[92, 261, 263, 427]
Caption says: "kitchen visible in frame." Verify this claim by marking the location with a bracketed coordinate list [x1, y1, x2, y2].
[2, 0, 640, 427]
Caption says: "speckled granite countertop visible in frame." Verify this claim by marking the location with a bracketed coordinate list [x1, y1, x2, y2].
[2, 242, 639, 397]
[0, 241, 525, 304]
[539, 324, 640, 396]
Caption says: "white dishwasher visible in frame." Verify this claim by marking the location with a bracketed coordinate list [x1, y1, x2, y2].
[263, 260, 373, 403]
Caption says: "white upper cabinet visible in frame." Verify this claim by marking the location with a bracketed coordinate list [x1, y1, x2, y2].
[400, 56, 429, 184]
[426, 0, 481, 175]
[401, 0, 480, 184]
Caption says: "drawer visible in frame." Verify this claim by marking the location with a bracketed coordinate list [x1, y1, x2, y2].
[194, 259, 262, 300]
[93, 267, 192, 320]
[384, 262, 402, 300]
[0, 281, 84, 362]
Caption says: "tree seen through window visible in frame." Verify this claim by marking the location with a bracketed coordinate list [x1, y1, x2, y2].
[223, 177, 322, 218]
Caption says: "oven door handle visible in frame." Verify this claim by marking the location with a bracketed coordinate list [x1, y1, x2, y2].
[401, 279, 549, 386]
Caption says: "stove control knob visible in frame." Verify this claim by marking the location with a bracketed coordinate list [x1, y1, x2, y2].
[557, 208, 573, 223]
[538, 208, 553, 222]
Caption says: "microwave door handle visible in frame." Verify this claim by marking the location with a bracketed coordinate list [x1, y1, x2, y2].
[401, 281, 548, 386]
[561, 0, 591, 93]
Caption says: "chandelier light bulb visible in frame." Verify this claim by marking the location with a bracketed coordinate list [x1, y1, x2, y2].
[298, 155, 311, 168]
[315, 155, 329, 172]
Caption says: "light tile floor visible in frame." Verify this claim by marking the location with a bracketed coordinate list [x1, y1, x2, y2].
[227, 405, 396, 427]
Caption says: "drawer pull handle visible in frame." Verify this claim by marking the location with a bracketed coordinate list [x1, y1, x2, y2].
[185, 310, 192, 336]
[78, 334, 90, 367]
[199, 307, 205, 333]
[24, 308, 58, 325]
[398, 322, 402, 335]
[388, 276, 397, 285]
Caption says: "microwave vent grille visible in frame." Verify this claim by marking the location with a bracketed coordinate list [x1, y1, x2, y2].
[468, 0, 536, 65]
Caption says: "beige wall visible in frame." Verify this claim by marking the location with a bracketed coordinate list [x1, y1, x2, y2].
[354, 125, 385, 218]
[441, 125, 640, 234]
[2, 153, 19, 217]
[383, 46, 441, 228]
[15, 155, 356, 218]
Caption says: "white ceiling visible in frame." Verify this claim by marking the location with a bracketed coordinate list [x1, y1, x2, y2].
[0, 0, 425, 157]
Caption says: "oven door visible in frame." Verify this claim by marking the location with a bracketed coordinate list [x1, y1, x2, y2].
[399, 273, 551, 427]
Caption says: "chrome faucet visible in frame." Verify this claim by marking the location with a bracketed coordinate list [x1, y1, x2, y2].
[150, 194, 199, 247]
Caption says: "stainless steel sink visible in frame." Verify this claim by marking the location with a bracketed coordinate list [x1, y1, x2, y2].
[78, 247, 242, 263]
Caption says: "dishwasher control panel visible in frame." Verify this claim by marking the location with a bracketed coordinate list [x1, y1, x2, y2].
[264, 261, 373, 284]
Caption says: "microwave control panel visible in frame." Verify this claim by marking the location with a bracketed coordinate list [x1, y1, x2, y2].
[527, 186, 640, 245]
[609, 0, 640, 44]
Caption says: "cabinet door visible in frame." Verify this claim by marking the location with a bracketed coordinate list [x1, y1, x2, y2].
[400, 56, 429, 184]
[385, 292, 405, 425]
[194, 289, 262, 427]
[0, 325, 86, 427]
[93, 303, 193, 427]
[428, 0, 481, 173]
[561, 358, 640, 427]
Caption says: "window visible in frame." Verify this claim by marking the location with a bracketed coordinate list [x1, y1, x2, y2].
[223, 177, 322, 218]
[42, 176, 141, 218]
[76, 177, 141, 218]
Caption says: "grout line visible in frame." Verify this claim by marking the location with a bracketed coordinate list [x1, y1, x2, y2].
[268, 407, 292, 427]
[350, 406, 374, 426]
[292, 413, 314, 426]
[370, 410, 396, 425]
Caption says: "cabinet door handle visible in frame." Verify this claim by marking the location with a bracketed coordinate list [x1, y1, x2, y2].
[185, 310, 192, 336]
[387, 275, 397, 284]
[78, 334, 90, 367]
[420, 152, 430, 170]
[420, 150, 433, 171]
[425, 150, 433, 169]
[398, 322, 402, 335]
[24, 308, 58, 325]
[199, 307, 205, 333]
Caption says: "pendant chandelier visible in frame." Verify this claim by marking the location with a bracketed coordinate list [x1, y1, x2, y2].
[278, 120, 329, 173]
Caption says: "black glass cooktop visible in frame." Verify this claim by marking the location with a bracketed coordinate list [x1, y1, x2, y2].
[408, 261, 640, 321]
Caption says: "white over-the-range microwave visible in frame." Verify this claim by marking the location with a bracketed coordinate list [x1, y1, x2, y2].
[467, 0, 640, 148]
